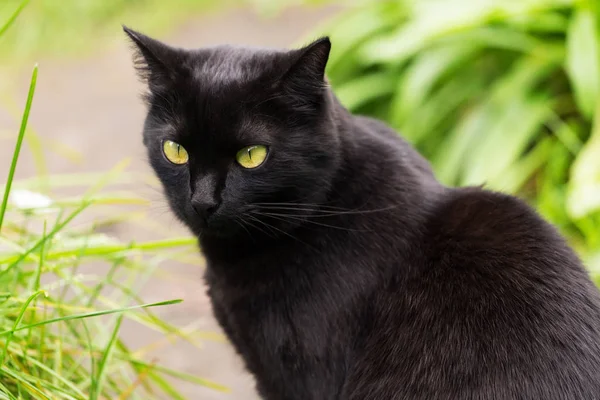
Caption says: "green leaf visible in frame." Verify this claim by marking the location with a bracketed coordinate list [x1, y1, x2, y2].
[401, 70, 485, 145]
[323, 1, 407, 71]
[335, 72, 397, 110]
[461, 93, 552, 188]
[508, 10, 569, 33]
[492, 137, 553, 194]
[537, 140, 572, 228]
[389, 43, 479, 128]
[565, 8, 600, 119]
[357, 0, 551, 65]
[567, 105, 600, 218]
[433, 56, 557, 185]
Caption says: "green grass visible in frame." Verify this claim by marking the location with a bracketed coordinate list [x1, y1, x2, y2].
[304, 0, 600, 272]
[0, 94, 228, 399]
[0, 5, 229, 398]
[0, 71, 228, 399]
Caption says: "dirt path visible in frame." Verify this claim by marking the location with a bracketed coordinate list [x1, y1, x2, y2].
[0, 5, 341, 399]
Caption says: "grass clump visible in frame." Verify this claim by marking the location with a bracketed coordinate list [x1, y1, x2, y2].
[0, 67, 227, 398]
[1, 4, 227, 398]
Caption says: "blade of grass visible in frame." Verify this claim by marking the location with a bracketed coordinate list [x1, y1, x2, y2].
[117, 362, 153, 400]
[90, 314, 124, 400]
[0, 200, 91, 274]
[22, 220, 46, 378]
[0, 289, 47, 367]
[0, 64, 38, 233]
[0, 299, 182, 336]
[0, 367, 50, 399]
[27, 220, 45, 292]
[130, 360, 229, 392]
[4, 350, 88, 399]
[1, 236, 196, 264]
[0, 0, 29, 37]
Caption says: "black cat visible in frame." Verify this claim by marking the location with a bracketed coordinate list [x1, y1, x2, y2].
[124, 26, 600, 399]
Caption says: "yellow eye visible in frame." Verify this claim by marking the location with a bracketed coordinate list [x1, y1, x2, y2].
[163, 140, 189, 165]
[236, 145, 268, 169]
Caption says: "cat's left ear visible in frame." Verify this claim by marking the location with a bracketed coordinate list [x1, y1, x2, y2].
[280, 37, 332, 110]
[123, 26, 184, 93]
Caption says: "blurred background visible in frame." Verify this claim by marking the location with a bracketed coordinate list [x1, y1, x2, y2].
[1, 0, 599, 399]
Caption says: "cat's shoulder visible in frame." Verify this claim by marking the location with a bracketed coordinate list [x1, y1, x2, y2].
[423, 186, 576, 271]
[428, 186, 540, 236]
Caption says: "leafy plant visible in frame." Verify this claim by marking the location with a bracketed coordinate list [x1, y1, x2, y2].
[306, 0, 600, 269]
[0, 2, 227, 398]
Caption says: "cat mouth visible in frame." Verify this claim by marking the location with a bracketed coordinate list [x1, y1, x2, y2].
[187, 209, 244, 238]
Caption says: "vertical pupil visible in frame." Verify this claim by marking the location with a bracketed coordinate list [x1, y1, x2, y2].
[176, 144, 180, 156]
[248, 148, 252, 161]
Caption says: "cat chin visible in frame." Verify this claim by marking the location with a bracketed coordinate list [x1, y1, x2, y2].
[191, 214, 306, 241]
[184, 215, 247, 239]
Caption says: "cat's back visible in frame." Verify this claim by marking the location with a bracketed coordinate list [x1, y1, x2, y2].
[346, 187, 600, 400]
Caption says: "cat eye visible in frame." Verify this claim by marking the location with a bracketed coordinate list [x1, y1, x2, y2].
[162, 140, 189, 165]
[236, 145, 268, 169]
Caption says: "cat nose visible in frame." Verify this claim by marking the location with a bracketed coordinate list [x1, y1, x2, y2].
[190, 172, 219, 219]
[191, 197, 219, 219]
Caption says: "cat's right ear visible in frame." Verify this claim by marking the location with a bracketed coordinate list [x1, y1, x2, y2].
[123, 26, 182, 93]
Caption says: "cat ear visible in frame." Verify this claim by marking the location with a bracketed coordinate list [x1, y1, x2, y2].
[123, 26, 182, 92]
[280, 37, 332, 110]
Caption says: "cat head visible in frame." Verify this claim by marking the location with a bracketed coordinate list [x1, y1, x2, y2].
[124, 27, 342, 239]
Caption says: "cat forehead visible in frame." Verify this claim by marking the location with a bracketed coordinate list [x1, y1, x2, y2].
[190, 45, 287, 86]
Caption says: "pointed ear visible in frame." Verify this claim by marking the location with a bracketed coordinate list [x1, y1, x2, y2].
[287, 37, 331, 84]
[123, 25, 183, 93]
[280, 37, 331, 110]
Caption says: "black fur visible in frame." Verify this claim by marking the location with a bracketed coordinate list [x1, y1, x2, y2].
[124, 26, 600, 399]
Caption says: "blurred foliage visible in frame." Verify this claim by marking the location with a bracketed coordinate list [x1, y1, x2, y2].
[306, 0, 600, 269]
[0, 0, 229, 69]
[247, 0, 341, 17]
